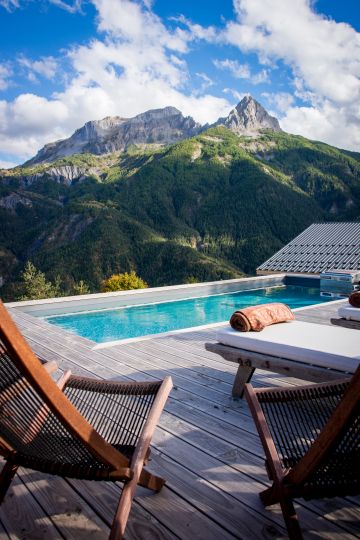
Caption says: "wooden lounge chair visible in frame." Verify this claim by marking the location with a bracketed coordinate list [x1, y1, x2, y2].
[207, 320, 360, 397]
[0, 300, 173, 539]
[245, 366, 360, 539]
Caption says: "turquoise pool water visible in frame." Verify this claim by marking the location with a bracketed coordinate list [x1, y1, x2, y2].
[44, 285, 332, 343]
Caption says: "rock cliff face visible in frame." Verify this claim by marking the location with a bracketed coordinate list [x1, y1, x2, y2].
[24, 96, 281, 166]
[26, 107, 202, 165]
[216, 95, 282, 134]
[0, 193, 33, 212]
[24, 97, 282, 165]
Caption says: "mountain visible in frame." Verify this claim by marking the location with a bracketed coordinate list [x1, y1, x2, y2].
[25, 106, 202, 166]
[1, 120, 359, 300]
[25, 96, 279, 166]
[216, 95, 282, 133]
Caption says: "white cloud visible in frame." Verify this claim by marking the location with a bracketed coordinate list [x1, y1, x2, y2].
[0, 0, 230, 161]
[225, 0, 360, 103]
[2, 0, 360, 162]
[0, 159, 18, 169]
[0, 64, 12, 90]
[223, 88, 246, 103]
[0, 94, 69, 159]
[214, 59, 250, 79]
[0, 0, 83, 11]
[280, 101, 360, 151]
[93, 0, 190, 53]
[251, 69, 268, 84]
[222, 0, 360, 149]
[262, 92, 295, 113]
[195, 72, 214, 94]
[18, 55, 58, 81]
[213, 58, 269, 84]
[170, 14, 218, 42]
[49, 0, 83, 13]
[0, 0, 19, 11]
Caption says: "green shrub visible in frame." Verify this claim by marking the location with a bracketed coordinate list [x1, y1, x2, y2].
[101, 271, 148, 292]
[72, 280, 91, 295]
[185, 276, 198, 284]
[18, 261, 62, 300]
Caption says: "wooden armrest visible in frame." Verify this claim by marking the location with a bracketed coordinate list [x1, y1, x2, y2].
[57, 370, 72, 390]
[133, 376, 173, 484]
[43, 360, 58, 373]
[245, 383, 285, 482]
[65, 376, 163, 396]
[248, 376, 351, 401]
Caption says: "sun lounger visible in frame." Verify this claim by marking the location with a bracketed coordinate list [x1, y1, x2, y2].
[206, 321, 360, 397]
[338, 303, 360, 322]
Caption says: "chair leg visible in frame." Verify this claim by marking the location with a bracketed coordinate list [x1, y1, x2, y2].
[109, 479, 133, 540]
[143, 447, 151, 465]
[232, 366, 255, 398]
[109, 468, 166, 539]
[260, 484, 303, 539]
[260, 483, 280, 506]
[138, 468, 165, 491]
[0, 461, 18, 504]
[280, 497, 303, 540]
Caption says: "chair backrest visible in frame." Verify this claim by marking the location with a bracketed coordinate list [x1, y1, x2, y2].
[0, 300, 128, 471]
[286, 364, 360, 490]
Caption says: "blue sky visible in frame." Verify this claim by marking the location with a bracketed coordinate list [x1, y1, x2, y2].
[0, 0, 360, 167]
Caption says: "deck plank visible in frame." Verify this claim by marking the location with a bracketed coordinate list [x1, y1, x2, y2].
[0, 474, 62, 539]
[16, 468, 109, 540]
[69, 479, 237, 540]
[4, 302, 360, 539]
[66, 480, 178, 540]
[0, 518, 10, 539]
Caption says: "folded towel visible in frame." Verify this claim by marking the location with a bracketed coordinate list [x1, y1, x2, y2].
[349, 291, 360, 308]
[230, 302, 295, 332]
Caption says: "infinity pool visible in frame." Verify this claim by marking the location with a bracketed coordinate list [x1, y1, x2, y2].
[44, 285, 332, 343]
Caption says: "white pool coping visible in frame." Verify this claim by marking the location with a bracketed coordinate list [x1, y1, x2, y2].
[6, 273, 335, 350]
[6, 274, 289, 317]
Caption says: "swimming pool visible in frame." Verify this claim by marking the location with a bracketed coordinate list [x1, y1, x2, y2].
[44, 284, 332, 343]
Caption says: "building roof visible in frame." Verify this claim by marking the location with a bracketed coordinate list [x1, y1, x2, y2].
[257, 222, 360, 275]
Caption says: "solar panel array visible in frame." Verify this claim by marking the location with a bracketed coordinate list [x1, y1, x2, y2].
[257, 222, 360, 275]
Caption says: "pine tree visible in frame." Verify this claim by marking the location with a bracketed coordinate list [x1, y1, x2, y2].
[72, 280, 91, 295]
[19, 261, 62, 300]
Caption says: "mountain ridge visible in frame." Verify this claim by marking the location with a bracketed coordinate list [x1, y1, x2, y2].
[24, 105, 201, 166]
[23, 96, 282, 166]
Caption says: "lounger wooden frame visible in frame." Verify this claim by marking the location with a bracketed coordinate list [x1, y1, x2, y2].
[206, 342, 351, 398]
[0, 301, 173, 539]
[245, 366, 360, 539]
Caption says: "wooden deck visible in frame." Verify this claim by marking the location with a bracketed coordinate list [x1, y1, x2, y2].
[1, 300, 359, 539]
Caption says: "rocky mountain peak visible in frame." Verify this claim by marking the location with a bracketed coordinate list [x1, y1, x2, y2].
[24, 96, 281, 166]
[25, 106, 202, 166]
[218, 95, 282, 134]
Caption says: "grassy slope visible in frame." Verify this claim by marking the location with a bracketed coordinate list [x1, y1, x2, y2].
[0, 128, 359, 298]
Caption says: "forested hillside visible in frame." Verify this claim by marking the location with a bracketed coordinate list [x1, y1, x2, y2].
[1, 127, 359, 300]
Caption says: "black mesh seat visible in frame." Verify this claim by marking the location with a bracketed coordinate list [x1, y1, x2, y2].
[0, 300, 172, 539]
[245, 366, 360, 539]
[258, 381, 360, 498]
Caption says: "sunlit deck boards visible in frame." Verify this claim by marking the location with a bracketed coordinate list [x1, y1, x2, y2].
[1, 301, 359, 539]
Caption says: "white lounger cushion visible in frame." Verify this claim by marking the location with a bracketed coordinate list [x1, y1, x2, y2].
[338, 304, 360, 322]
[216, 321, 360, 373]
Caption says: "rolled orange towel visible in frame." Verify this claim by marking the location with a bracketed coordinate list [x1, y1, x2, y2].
[349, 291, 360, 308]
[230, 302, 295, 332]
